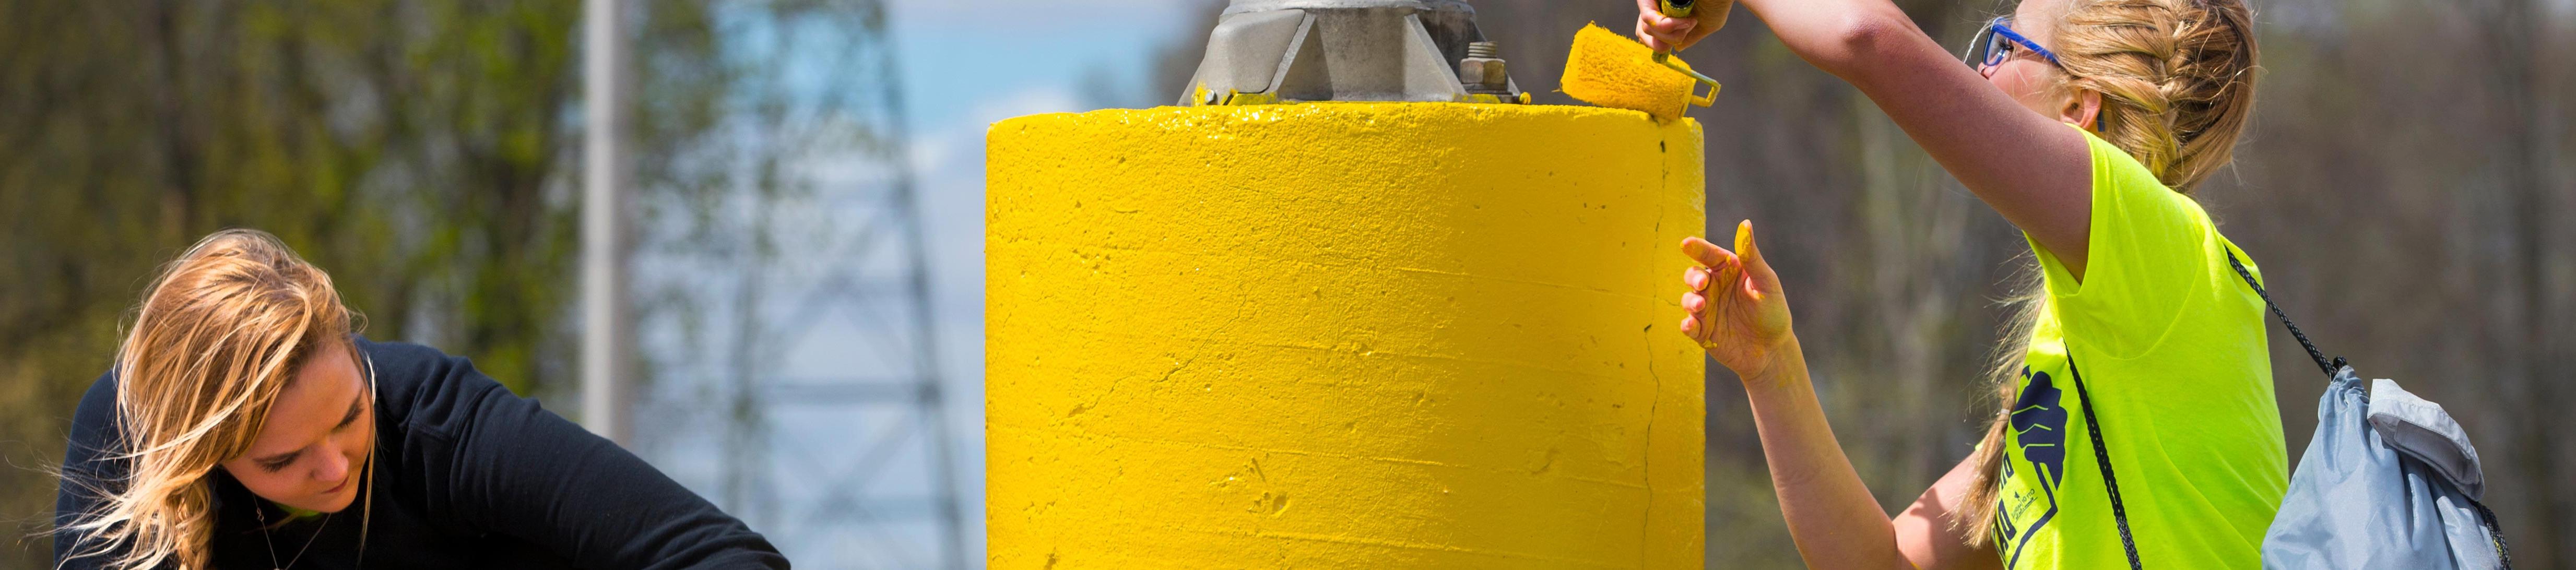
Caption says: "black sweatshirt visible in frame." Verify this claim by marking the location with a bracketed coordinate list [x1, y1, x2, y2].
[55, 337, 789, 569]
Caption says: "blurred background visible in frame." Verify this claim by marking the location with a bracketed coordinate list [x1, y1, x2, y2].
[2, 0, 2569, 568]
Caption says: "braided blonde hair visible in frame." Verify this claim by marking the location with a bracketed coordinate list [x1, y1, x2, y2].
[1957, 0, 2260, 546]
[54, 229, 362, 569]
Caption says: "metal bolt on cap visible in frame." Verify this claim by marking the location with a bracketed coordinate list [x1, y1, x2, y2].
[1459, 41, 1508, 94]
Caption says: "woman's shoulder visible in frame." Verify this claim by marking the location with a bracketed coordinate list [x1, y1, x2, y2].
[352, 337, 489, 397]
[72, 370, 116, 424]
[65, 371, 125, 475]
[350, 337, 521, 437]
[352, 336, 459, 370]
[2044, 130, 2244, 359]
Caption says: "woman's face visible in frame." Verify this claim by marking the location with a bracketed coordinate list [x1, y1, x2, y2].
[1986, 0, 2082, 122]
[220, 343, 374, 513]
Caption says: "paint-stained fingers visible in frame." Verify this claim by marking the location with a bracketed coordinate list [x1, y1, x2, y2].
[1679, 236, 1735, 268]
[1732, 220, 1781, 293]
[1710, 259, 1743, 304]
[1683, 272, 1719, 346]
[1681, 314, 1709, 344]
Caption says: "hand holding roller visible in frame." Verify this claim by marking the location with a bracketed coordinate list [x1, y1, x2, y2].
[1639, 0, 1734, 52]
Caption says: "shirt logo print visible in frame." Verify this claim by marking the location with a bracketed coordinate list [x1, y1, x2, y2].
[1999, 365, 2071, 569]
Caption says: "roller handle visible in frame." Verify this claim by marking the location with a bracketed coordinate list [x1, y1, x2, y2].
[1689, 80, 1719, 108]
[1651, 57, 1724, 109]
[1651, 0, 1725, 108]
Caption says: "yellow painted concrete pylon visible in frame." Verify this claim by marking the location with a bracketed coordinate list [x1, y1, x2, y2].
[988, 102, 1707, 569]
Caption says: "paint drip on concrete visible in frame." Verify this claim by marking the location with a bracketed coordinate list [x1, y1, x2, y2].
[988, 102, 1707, 568]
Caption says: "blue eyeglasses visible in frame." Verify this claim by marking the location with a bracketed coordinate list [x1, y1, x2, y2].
[1964, 16, 2062, 70]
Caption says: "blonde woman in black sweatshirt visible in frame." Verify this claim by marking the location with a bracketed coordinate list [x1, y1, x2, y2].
[55, 229, 786, 569]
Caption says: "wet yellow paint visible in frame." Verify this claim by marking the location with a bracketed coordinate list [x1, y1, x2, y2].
[987, 102, 1706, 569]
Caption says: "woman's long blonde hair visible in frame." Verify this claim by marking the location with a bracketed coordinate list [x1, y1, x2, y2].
[55, 229, 363, 569]
[1956, 0, 2260, 545]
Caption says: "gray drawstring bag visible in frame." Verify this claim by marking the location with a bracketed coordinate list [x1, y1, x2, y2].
[2261, 367, 2513, 569]
[2214, 253, 2516, 569]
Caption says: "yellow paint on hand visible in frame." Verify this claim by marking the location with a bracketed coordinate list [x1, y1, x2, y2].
[988, 102, 1707, 569]
[1562, 23, 1709, 121]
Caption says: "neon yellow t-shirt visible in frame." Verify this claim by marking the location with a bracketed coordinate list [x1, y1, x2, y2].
[1990, 129, 2289, 569]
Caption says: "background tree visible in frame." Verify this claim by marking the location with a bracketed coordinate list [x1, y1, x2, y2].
[0, 1, 890, 566]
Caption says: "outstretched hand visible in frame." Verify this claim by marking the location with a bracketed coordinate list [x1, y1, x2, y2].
[1680, 220, 1794, 382]
[1634, 0, 1732, 52]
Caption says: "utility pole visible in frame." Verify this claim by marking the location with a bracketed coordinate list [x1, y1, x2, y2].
[581, 0, 632, 445]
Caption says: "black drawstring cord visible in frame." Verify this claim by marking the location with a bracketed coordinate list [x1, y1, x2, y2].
[2223, 250, 2343, 377]
[2472, 498, 2515, 569]
[2068, 360, 2144, 570]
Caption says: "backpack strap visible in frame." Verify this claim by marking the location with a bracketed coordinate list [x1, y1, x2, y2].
[2221, 249, 2344, 377]
[2066, 360, 2145, 570]
[2473, 499, 2516, 569]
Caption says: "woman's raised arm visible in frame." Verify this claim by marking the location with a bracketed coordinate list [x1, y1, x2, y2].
[1682, 223, 1996, 569]
[1648, 0, 2099, 276]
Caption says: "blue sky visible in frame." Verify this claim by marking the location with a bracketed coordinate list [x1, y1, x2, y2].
[889, 1, 1209, 565]
[891, 1, 1208, 130]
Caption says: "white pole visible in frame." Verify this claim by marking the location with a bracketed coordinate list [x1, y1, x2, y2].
[581, 0, 632, 445]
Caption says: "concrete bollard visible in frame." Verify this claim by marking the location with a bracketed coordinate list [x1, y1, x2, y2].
[988, 102, 1706, 568]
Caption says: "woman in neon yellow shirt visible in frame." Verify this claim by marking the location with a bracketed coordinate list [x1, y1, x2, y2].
[1650, 0, 2280, 567]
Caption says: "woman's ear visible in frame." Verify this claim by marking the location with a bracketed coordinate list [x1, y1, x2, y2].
[2062, 89, 2105, 132]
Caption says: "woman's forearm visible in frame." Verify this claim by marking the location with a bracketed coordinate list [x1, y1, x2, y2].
[1728, 0, 2096, 270]
[1740, 336, 1912, 570]
[1730, 0, 1917, 79]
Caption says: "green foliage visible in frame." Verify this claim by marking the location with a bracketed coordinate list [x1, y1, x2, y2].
[0, 1, 888, 565]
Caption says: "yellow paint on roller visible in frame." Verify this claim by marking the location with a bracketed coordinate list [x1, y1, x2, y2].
[988, 102, 1706, 569]
[1562, 23, 1712, 121]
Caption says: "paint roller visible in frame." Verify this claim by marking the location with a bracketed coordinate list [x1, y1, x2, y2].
[1559, 17, 1724, 120]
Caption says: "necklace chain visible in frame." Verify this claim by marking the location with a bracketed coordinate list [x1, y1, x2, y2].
[249, 350, 376, 569]
[255, 504, 330, 570]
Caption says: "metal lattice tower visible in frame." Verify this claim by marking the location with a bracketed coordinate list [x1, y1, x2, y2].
[726, 5, 964, 567]
[717, 140, 964, 568]
[613, 1, 966, 568]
